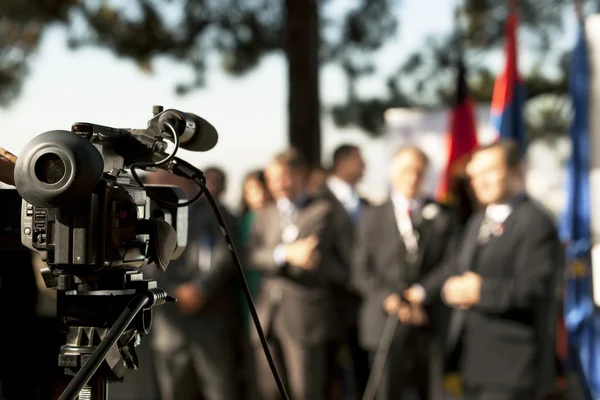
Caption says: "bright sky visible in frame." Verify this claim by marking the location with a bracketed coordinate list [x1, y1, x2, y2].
[0, 0, 576, 210]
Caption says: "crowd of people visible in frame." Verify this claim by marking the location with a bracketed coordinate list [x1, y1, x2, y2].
[0, 138, 563, 400]
[138, 139, 563, 400]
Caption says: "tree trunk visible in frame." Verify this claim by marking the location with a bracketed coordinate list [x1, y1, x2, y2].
[284, 0, 321, 166]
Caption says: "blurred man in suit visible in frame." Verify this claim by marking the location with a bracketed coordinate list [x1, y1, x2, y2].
[146, 168, 241, 400]
[204, 166, 227, 201]
[320, 144, 369, 399]
[249, 148, 345, 400]
[306, 164, 329, 196]
[353, 146, 458, 400]
[408, 139, 562, 400]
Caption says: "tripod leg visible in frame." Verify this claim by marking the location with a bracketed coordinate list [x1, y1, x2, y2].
[361, 314, 399, 400]
[58, 294, 150, 400]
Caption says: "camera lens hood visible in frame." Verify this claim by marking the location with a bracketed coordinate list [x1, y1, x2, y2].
[14, 130, 104, 207]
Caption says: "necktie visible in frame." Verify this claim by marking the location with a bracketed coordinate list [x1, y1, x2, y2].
[198, 232, 212, 272]
[397, 207, 419, 274]
[477, 214, 503, 245]
[350, 203, 361, 224]
[280, 206, 292, 227]
[280, 205, 299, 244]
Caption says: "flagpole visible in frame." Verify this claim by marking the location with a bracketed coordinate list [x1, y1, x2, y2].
[586, 10, 600, 309]
[574, 0, 584, 22]
[510, 0, 523, 151]
[455, 3, 464, 57]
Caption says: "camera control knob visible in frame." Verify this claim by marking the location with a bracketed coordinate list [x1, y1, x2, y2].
[153, 105, 164, 116]
[34, 232, 46, 245]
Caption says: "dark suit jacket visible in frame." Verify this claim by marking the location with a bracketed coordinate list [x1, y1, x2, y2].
[249, 196, 345, 346]
[420, 196, 562, 393]
[149, 199, 241, 352]
[318, 186, 370, 333]
[352, 199, 458, 350]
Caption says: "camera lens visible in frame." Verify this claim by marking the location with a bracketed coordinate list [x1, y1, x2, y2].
[15, 130, 104, 207]
[34, 153, 66, 184]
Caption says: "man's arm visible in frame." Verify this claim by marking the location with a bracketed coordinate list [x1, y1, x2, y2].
[475, 213, 561, 313]
[416, 210, 463, 302]
[351, 209, 396, 307]
[319, 206, 351, 286]
[0, 147, 16, 186]
[248, 209, 286, 272]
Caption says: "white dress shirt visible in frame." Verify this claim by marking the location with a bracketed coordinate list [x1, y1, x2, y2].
[392, 193, 427, 299]
[485, 192, 527, 224]
[485, 203, 513, 224]
[277, 197, 297, 219]
[327, 176, 360, 218]
[272, 194, 305, 267]
[391, 192, 422, 256]
[391, 192, 422, 218]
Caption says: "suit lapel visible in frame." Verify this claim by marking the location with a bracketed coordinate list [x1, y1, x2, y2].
[384, 200, 401, 238]
[383, 200, 407, 264]
[413, 200, 435, 268]
[446, 214, 483, 355]
[324, 187, 353, 225]
[268, 204, 284, 243]
[475, 196, 527, 265]
[295, 196, 329, 239]
[462, 212, 485, 272]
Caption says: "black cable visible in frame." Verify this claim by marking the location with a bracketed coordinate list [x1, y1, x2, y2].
[196, 179, 290, 400]
[147, 118, 288, 398]
[80, 120, 289, 398]
[58, 293, 151, 400]
[361, 313, 399, 400]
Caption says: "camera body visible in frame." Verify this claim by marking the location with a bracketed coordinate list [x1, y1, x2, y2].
[9, 107, 217, 390]
[22, 178, 151, 269]
[14, 109, 201, 273]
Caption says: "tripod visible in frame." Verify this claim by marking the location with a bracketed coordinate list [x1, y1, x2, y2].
[44, 268, 174, 400]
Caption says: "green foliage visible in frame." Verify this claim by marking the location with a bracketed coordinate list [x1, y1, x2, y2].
[0, 0, 399, 100]
[0, 0, 592, 147]
[524, 94, 571, 143]
[0, 0, 76, 106]
[331, 0, 591, 139]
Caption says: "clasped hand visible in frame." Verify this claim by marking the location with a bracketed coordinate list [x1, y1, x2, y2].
[175, 283, 205, 315]
[383, 293, 428, 326]
[285, 235, 320, 270]
[441, 271, 482, 309]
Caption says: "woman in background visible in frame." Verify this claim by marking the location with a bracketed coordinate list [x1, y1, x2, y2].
[239, 169, 271, 308]
[238, 169, 271, 399]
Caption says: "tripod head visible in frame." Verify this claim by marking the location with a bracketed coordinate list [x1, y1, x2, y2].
[57, 271, 166, 377]
[56, 269, 175, 400]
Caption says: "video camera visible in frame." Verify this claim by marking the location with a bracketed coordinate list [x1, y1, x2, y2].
[11, 105, 218, 400]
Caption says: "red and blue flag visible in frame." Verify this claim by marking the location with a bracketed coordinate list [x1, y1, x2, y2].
[489, 10, 526, 151]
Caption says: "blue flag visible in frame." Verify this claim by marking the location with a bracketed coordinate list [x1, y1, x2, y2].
[560, 24, 600, 400]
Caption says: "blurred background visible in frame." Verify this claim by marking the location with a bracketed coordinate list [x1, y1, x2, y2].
[0, 0, 585, 214]
[1, 1, 598, 399]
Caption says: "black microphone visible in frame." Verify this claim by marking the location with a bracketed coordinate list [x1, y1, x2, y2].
[148, 109, 219, 152]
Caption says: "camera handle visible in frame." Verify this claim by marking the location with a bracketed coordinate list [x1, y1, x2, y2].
[57, 286, 174, 400]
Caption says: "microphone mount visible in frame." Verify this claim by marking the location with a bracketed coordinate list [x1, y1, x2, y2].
[69, 105, 218, 174]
